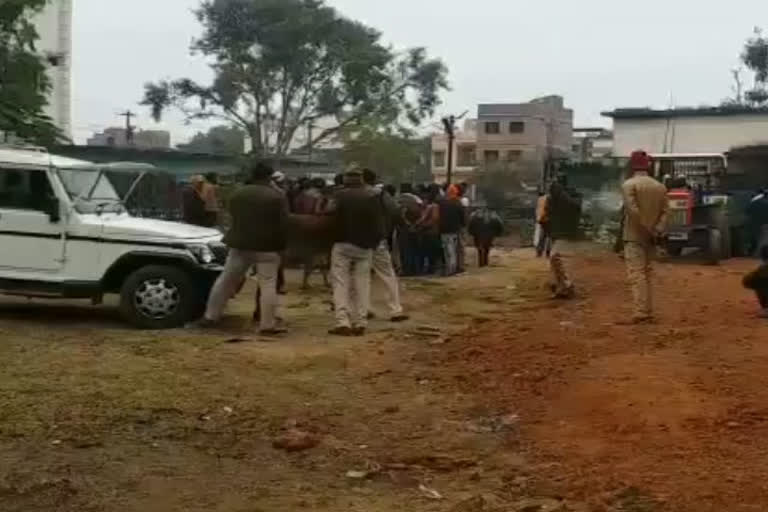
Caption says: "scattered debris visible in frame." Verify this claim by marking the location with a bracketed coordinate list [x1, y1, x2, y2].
[223, 337, 252, 344]
[383, 405, 400, 414]
[50, 439, 61, 446]
[222, 406, 233, 415]
[418, 483, 444, 500]
[345, 461, 381, 480]
[272, 429, 319, 452]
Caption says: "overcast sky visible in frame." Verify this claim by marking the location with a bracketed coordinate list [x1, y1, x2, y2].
[72, 0, 767, 145]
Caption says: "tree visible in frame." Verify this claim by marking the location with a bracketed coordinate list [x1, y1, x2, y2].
[341, 127, 426, 184]
[742, 28, 768, 106]
[177, 125, 245, 154]
[0, 0, 62, 145]
[142, 0, 448, 158]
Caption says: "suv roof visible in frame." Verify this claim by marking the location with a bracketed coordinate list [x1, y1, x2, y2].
[0, 147, 94, 169]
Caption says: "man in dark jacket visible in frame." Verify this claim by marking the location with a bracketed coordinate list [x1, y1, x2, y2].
[362, 169, 409, 322]
[328, 167, 385, 336]
[196, 161, 289, 335]
[546, 175, 582, 299]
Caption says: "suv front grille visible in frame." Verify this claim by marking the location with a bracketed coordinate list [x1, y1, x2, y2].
[210, 243, 229, 265]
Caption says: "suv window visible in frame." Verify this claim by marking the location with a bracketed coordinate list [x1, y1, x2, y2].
[0, 167, 55, 211]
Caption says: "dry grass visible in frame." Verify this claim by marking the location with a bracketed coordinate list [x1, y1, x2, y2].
[0, 252, 539, 512]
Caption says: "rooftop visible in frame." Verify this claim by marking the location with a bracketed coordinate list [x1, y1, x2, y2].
[603, 106, 768, 120]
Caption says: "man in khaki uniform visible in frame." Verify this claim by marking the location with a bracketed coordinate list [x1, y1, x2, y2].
[622, 150, 669, 323]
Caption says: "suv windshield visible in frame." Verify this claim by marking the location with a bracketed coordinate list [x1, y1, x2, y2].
[58, 168, 124, 214]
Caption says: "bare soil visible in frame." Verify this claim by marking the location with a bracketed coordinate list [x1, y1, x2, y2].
[1, 248, 766, 511]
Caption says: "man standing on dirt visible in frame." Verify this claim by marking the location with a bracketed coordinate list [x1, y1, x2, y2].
[327, 167, 385, 336]
[194, 161, 289, 336]
[362, 169, 409, 323]
[622, 150, 668, 323]
[547, 174, 582, 299]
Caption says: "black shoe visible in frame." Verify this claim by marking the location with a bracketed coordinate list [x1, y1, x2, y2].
[390, 314, 410, 323]
[259, 327, 288, 336]
[367, 312, 376, 320]
[187, 318, 218, 329]
[328, 326, 355, 336]
[351, 326, 366, 336]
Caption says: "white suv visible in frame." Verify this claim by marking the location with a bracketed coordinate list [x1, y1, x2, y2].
[0, 147, 225, 328]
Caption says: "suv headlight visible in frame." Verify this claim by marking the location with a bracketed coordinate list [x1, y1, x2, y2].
[187, 244, 214, 264]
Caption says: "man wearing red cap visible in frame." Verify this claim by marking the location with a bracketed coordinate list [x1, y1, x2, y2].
[622, 150, 669, 323]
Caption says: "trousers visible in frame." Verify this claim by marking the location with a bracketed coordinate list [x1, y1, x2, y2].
[372, 240, 404, 317]
[331, 243, 373, 328]
[205, 249, 280, 330]
[549, 239, 574, 294]
[441, 233, 459, 276]
[624, 241, 655, 318]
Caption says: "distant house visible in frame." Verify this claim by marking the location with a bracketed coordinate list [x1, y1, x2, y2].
[603, 106, 768, 157]
[430, 95, 574, 183]
[87, 128, 171, 150]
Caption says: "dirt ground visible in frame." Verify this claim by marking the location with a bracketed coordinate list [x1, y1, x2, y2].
[1, 247, 767, 511]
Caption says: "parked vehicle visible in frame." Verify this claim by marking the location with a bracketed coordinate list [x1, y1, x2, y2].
[0, 147, 225, 328]
[651, 153, 734, 263]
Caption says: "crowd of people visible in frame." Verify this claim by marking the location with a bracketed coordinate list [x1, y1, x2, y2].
[186, 162, 505, 337]
[183, 149, 768, 335]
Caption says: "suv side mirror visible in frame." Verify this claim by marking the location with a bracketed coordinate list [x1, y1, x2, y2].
[44, 197, 61, 223]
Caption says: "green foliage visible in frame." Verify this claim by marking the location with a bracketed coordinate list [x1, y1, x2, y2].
[0, 0, 63, 145]
[742, 28, 768, 106]
[341, 126, 426, 184]
[142, 0, 448, 157]
[177, 125, 245, 154]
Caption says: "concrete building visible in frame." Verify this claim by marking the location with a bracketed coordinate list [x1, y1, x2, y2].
[87, 128, 171, 150]
[431, 119, 478, 183]
[476, 95, 573, 169]
[603, 107, 768, 157]
[32, 0, 73, 138]
[430, 95, 574, 182]
[572, 128, 613, 162]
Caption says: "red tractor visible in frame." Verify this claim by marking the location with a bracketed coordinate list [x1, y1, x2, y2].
[651, 153, 732, 263]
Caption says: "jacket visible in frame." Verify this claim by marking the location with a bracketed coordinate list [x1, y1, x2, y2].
[438, 197, 466, 234]
[546, 183, 582, 240]
[223, 183, 289, 252]
[622, 173, 668, 244]
[332, 185, 385, 249]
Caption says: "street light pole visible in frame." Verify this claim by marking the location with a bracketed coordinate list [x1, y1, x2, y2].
[442, 115, 456, 185]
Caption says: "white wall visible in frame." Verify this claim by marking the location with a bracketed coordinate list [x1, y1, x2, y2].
[613, 114, 768, 157]
[32, 0, 72, 139]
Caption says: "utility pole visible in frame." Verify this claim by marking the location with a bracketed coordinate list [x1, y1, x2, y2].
[442, 115, 456, 185]
[120, 110, 136, 146]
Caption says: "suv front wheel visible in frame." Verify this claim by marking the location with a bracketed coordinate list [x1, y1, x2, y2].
[119, 265, 200, 329]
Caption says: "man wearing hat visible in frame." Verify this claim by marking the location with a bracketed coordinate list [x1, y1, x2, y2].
[327, 165, 385, 336]
[622, 150, 669, 323]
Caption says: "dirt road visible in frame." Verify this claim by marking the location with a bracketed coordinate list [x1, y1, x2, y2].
[0, 248, 766, 511]
[442, 250, 768, 511]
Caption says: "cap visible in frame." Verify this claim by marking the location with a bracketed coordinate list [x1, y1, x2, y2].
[630, 150, 652, 171]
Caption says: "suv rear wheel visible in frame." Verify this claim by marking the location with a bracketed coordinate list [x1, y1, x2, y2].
[119, 265, 200, 329]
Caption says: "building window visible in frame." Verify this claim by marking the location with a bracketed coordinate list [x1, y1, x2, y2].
[484, 122, 500, 134]
[433, 151, 446, 168]
[484, 150, 499, 163]
[509, 122, 525, 133]
[506, 150, 522, 161]
[457, 145, 476, 167]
